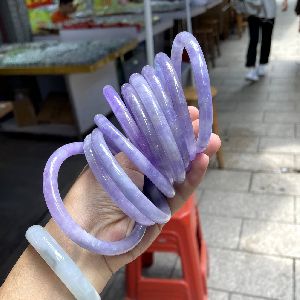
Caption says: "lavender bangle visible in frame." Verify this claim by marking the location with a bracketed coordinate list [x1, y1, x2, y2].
[26, 226, 100, 300]
[42, 31, 213, 256]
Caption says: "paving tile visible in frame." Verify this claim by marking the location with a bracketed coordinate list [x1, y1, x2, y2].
[219, 117, 231, 129]
[171, 258, 183, 279]
[264, 112, 300, 124]
[142, 252, 177, 278]
[215, 92, 238, 103]
[221, 79, 249, 87]
[272, 67, 297, 76]
[208, 289, 229, 300]
[201, 215, 242, 249]
[227, 122, 294, 138]
[270, 78, 300, 86]
[217, 86, 244, 94]
[211, 69, 246, 79]
[231, 91, 269, 102]
[251, 173, 300, 196]
[268, 91, 299, 102]
[268, 91, 300, 102]
[236, 101, 296, 112]
[217, 100, 239, 112]
[231, 295, 270, 300]
[289, 93, 300, 102]
[240, 220, 300, 258]
[208, 248, 293, 300]
[223, 152, 294, 172]
[259, 137, 300, 154]
[267, 83, 300, 93]
[210, 78, 224, 86]
[200, 170, 251, 192]
[218, 122, 230, 137]
[218, 112, 264, 123]
[222, 136, 259, 153]
[242, 82, 269, 93]
[199, 190, 294, 223]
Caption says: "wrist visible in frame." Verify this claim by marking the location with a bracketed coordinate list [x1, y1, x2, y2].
[45, 218, 112, 294]
[43, 167, 133, 293]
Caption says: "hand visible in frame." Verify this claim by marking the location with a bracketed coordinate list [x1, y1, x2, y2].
[21, 106, 220, 298]
[1, 107, 221, 300]
[282, 0, 288, 11]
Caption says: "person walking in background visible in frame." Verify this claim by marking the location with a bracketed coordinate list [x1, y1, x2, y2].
[245, 0, 288, 81]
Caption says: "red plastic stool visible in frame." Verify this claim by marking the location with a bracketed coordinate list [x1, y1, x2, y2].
[125, 194, 208, 300]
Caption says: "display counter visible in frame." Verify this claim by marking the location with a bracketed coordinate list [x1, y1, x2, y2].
[0, 38, 137, 137]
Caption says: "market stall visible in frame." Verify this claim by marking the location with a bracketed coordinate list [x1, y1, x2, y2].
[0, 0, 227, 138]
[0, 37, 137, 137]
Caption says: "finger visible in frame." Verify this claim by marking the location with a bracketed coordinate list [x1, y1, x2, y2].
[192, 119, 199, 137]
[188, 106, 199, 122]
[168, 153, 209, 213]
[191, 121, 221, 159]
[204, 133, 221, 157]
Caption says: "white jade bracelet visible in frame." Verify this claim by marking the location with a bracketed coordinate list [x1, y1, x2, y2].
[26, 225, 100, 300]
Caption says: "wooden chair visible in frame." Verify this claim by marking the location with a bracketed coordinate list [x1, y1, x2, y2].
[184, 86, 224, 169]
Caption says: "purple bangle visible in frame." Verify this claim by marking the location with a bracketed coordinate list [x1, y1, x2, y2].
[42, 31, 212, 256]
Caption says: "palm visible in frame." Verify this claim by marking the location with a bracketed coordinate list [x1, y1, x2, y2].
[53, 107, 220, 279]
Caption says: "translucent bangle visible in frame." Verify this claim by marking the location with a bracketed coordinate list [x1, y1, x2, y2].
[26, 225, 100, 300]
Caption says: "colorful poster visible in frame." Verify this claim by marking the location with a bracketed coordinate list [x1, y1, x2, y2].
[26, 0, 54, 9]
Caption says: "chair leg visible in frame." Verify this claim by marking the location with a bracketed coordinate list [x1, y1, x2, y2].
[179, 225, 206, 300]
[212, 100, 224, 169]
[216, 149, 225, 169]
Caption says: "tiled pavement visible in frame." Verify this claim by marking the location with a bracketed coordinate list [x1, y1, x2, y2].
[102, 1, 300, 299]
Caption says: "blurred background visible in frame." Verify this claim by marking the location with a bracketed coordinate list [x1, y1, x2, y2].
[0, 0, 299, 299]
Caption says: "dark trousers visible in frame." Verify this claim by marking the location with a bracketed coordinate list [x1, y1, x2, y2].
[246, 16, 275, 67]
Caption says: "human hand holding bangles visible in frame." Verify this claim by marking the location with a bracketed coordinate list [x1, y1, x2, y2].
[45, 106, 221, 293]
[0, 107, 220, 300]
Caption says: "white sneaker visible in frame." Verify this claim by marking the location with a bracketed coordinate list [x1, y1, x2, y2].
[257, 64, 266, 77]
[245, 68, 259, 81]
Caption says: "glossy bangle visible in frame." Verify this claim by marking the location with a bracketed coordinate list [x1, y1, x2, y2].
[26, 225, 100, 300]
[42, 31, 213, 256]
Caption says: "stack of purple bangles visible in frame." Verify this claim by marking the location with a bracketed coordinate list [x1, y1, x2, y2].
[42, 31, 213, 256]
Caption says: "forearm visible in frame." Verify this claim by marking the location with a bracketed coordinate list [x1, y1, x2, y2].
[0, 243, 75, 300]
[0, 219, 111, 300]
[0, 174, 113, 300]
